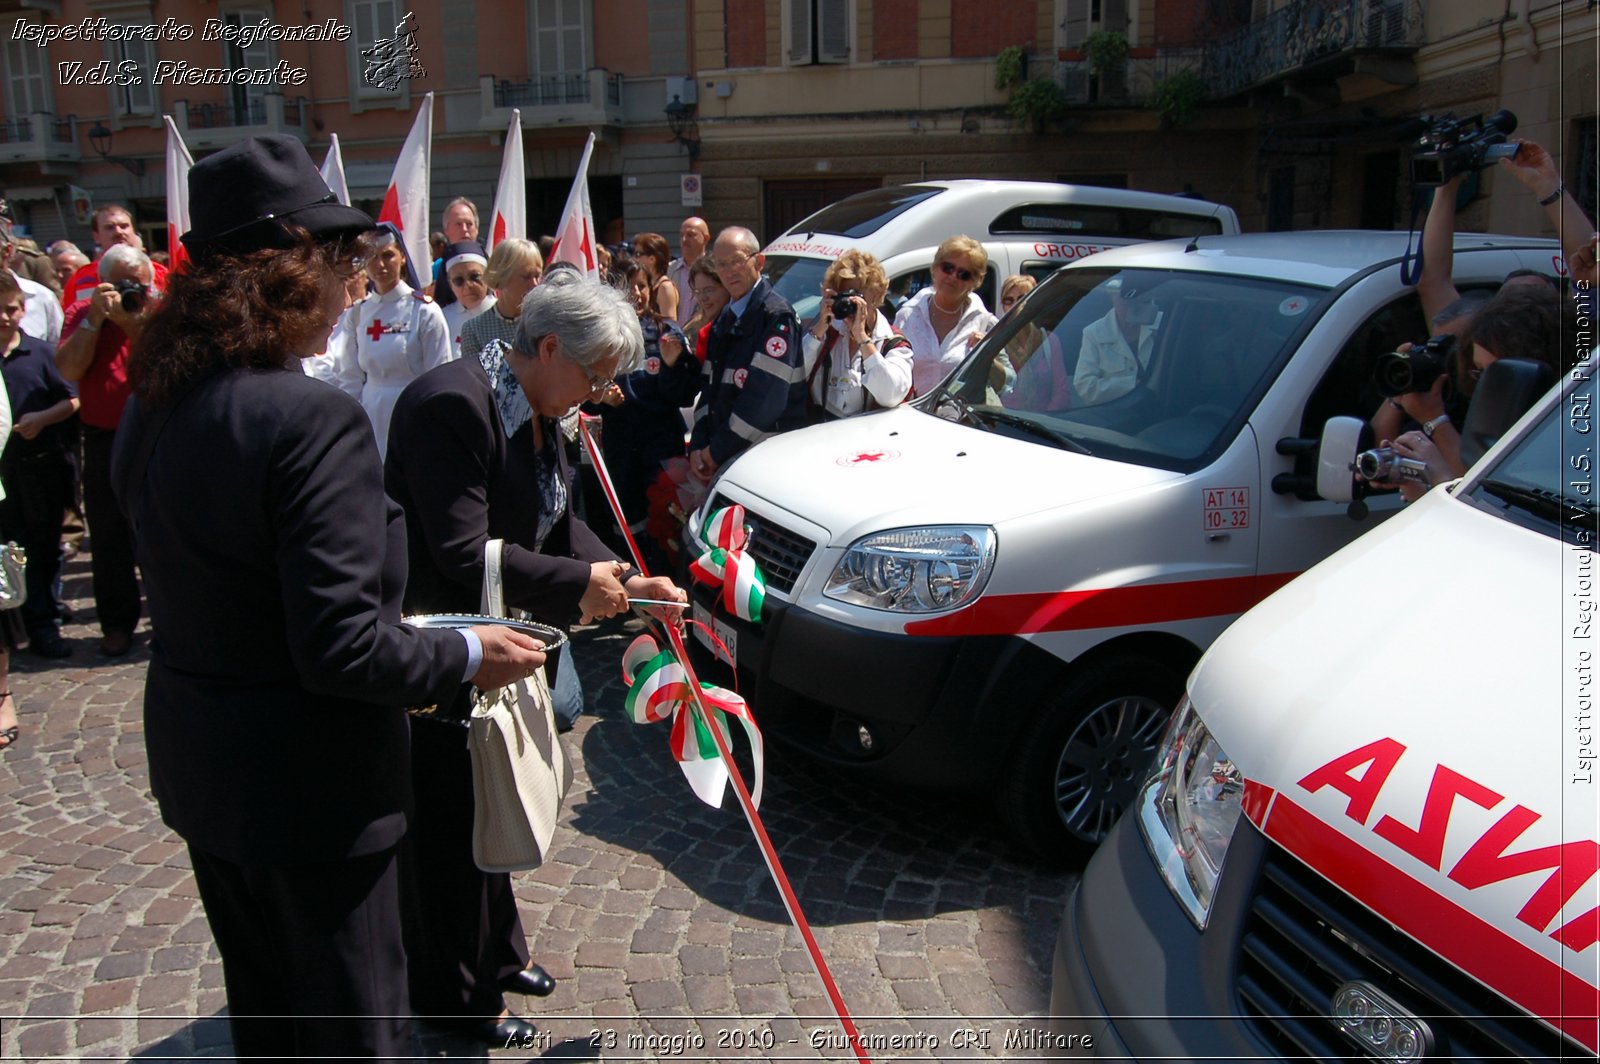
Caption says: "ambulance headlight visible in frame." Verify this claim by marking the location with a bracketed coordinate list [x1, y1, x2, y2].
[1138, 697, 1244, 929]
[824, 526, 995, 613]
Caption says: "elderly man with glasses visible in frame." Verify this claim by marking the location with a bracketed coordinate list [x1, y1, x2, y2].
[661, 226, 804, 481]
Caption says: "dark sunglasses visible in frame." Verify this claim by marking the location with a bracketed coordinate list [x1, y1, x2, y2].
[939, 260, 975, 283]
[449, 272, 485, 286]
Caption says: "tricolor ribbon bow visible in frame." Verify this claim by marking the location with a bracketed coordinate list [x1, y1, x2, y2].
[622, 634, 764, 809]
[689, 505, 766, 622]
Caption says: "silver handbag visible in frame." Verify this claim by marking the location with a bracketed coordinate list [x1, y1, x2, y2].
[0, 542, 27, 610]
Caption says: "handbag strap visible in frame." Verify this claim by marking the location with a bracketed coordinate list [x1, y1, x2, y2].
[482, 538, 507, 619]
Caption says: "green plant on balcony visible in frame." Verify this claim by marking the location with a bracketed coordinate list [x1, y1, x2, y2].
[1082, 30, 1128, 75]
[995, 45, 1027, 91]
[1152, 68, 1208, 128]
[1007, 77, 1067, 133]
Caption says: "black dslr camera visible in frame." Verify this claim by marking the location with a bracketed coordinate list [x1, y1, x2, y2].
[831, 289, 863, 319]
[1374, 334, 1457, 398]
[1410, 109, 1519, 187]
[115, 279, 147, 312]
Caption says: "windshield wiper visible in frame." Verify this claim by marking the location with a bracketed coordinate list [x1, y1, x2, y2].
[1479, 479, 1597, 522]
[934, 394, 990, 431]
[969, 407, 1092, 455]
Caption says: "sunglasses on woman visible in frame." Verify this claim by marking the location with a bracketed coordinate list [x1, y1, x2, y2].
[450, 272, 485, 287]
[939, 260, 975, 283]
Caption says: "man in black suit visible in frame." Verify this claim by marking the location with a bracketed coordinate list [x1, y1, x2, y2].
[110, 135, 546, 1061]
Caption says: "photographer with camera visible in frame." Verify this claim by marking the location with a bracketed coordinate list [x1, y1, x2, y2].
[1367, 282, 1575, 501]
[1496, 138, 1598, 288]
[56, 244, 158, 657]
[803, 250, 914, 422]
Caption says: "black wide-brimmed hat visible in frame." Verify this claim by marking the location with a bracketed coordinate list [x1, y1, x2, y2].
[182, 134, 374, 254]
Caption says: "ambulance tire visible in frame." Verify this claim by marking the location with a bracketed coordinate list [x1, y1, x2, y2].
[1002, 654, 1183, 860]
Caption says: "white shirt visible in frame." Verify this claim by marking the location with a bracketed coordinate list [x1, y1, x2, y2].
[442, 295, 496, 360]
[1074, 307, 1157, 404]
[10, 270, 62, 346]
[801, 313, 913, 419]
[333, 281, 453, 458]
[669, 257, 697, 327]
[893, 288, 996, 398]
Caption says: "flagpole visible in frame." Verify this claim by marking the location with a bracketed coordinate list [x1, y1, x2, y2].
[578, 417, 874, 1064]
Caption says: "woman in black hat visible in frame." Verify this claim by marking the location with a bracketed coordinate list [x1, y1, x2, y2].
[110, 134, 547, 1062]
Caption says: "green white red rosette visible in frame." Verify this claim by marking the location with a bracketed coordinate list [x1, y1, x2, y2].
[689, 505, 766, 622]
[622, 633, 764, 809]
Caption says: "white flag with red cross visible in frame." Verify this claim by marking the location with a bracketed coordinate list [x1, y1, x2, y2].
[548, 131, 598, 280]
[163, 115, 193, 272]
[488, 111, 525, 251]
[377, 91, 433, 279]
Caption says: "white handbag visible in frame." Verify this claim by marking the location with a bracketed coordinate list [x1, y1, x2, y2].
[467, 540, 573, 872]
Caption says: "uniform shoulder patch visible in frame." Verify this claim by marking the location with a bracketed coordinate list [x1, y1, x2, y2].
[414, 292, 434, 303]
[764, 335, 789, 359]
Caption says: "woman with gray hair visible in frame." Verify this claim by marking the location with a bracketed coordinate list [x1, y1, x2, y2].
[384, 267, 685, 1047]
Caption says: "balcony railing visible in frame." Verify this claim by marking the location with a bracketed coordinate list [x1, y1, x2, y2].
[169, 94, 308, 149]
[479, 69, 625, 130]
[1201, 0, 1423, 98]
[1058, 49, 1205, 106]
[0, 113, 77, 145]
[0, 111, 82, 166]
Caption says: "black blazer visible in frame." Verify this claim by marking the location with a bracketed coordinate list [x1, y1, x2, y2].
[111, 368, 470, 865]
[384, 356, 620, 626]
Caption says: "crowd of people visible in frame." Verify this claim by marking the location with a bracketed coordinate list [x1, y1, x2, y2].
[0, 124, 1593, 1057]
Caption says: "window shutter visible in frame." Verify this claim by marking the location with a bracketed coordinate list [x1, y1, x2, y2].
[1101, 0, 1128, 32]
[789, 0, 814, 64]
[816, 0, 849, 63]
[1060, 0, 1090, 49]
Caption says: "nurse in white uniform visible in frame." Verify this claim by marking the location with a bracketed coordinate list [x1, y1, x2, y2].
[438, 241, 495, 360]
[334, 224, 452, 458]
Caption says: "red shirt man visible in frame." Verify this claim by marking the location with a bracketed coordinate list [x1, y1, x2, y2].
[60, 205, 169, 308]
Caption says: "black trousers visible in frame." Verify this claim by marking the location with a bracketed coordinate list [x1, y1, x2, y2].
[402, 717, 528, 1021]
[0, 451, 74, 639]
[188, 843, 414, 1062]
[80, 425, 141, 635]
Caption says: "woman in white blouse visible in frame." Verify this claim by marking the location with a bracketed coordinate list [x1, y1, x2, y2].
[802, 250, 913, 421]
[894, 235, 996, 398]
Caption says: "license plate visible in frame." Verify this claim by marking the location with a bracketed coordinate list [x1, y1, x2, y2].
[691, 601, 737, 666]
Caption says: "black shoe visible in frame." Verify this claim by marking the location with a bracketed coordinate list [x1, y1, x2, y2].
[501, 962, 556, 997]
[28, 634, 71, 659]
[100, 630, 133, 657]
[467, 1013, 537, 1049]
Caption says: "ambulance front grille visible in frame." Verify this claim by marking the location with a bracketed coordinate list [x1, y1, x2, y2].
[707, 495, 814, 595]
[1235, 843, 1583, 1063]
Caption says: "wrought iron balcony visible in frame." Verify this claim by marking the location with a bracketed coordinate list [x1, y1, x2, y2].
[479, 69, 625, 130]
[169, 94, 309, 150]
[1201, 0, 1423, 98]
[0, 112, 82, 166]
[1057, 49, 1205, 107]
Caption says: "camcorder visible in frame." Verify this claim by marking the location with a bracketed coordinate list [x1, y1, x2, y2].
[115, 279, 148, 312]
[1410, 109, 1519, 187]
[1374, 333, 1456, 398]
[832, 289, 863, 319]
[1354, 446, 1429, 485]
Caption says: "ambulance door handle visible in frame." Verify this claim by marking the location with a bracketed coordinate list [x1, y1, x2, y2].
[1206, 533, 1231, 543]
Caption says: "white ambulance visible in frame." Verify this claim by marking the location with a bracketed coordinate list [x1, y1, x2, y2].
[684, 231, 1564, 855]
[1049, 361, 1596, 1059]
[761, 179, 1240, 320]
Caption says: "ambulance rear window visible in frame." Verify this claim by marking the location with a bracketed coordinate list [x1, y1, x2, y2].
[989, 203, 1224, 240]
[790, 186, 944, 238]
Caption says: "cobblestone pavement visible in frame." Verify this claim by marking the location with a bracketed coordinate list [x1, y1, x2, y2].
[0, 555, 1078, 1061]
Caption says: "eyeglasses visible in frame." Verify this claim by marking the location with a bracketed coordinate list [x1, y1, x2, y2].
[939, 260, 975, 283]
[579, 361, 613, 397]
[691, 286, 724, 301]
[710, 251, 753, 272]
[449, 272, 485, 287]
[1000, 296, 1019, 308]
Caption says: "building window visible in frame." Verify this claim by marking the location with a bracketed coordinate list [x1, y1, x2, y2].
[350, 0, 404, 99]
[787, 0, 850, 66]
[2, 37, 52, 119]
[107, 30, 157, 118]
[1058, 0, 1130, 49]
[531, 0, 588, 76]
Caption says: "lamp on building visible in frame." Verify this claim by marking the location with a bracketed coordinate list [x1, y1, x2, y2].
[87, 121, 146, 177]
[664, 95, 701, 161]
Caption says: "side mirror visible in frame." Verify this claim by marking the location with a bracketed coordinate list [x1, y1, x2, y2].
[1460, 359, 1556, 468]
[1315, 416, 1369, 503]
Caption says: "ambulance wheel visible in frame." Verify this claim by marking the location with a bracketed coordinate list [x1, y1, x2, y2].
[1002, 655, 1182, 860]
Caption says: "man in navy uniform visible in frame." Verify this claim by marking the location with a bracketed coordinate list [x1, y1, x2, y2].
[681, 226, 804, 480]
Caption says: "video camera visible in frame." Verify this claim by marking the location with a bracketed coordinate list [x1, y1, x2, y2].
[1410, 109, 1519, 187]
[1373, 334, 1456, 398]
